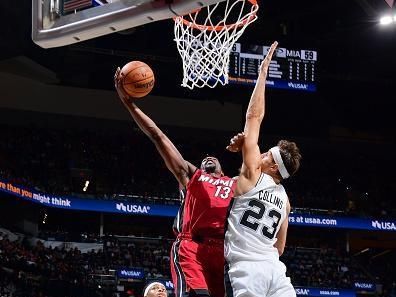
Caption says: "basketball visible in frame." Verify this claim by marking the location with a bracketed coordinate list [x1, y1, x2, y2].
[120, 61, 155, 98]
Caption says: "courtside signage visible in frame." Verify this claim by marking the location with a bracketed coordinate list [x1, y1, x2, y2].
[288, 213, 396, 232]
[295, 287, 355, 297]
[117, 268, 145, 279]
[1, 179, 395, 231]
[0, 179, 179, 217]
[354, 282, 376, 292]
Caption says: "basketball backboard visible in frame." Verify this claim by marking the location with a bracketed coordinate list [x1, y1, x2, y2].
[32, 0, 226, 49]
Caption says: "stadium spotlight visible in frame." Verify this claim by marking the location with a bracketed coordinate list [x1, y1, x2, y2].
[379, 15, 393, 25]
[83, 180, 90, 192]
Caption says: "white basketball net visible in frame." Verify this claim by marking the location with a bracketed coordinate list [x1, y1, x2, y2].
[174, 0, 259, 89]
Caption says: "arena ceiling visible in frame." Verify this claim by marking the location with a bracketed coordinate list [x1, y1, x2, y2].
[0, 0, 395, 138]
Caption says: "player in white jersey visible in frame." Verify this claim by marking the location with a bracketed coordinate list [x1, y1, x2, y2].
[224, 41, 302, 297]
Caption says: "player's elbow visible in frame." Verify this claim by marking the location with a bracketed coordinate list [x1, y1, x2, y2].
[277, 246, 285, 256]
[274, 239, 286, 256]
[148, 127, 165, 142]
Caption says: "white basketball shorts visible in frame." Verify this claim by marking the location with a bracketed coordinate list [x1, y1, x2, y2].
[225, 259, 296, 297]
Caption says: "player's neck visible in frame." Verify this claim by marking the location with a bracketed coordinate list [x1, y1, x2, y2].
[271, 174, 281, 184]
[264, 170, 281, 184]
[273, 176, 281, 184]
[209, 172, 222, 178]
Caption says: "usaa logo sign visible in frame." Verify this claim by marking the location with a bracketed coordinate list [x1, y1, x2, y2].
[120, 270, 142, 278]
[116, 203, 150, 214]
[295, 288, 310, 295]
[371, 220, 396, 230]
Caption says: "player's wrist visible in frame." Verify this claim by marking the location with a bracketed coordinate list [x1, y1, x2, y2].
[258, 72, 268, 80]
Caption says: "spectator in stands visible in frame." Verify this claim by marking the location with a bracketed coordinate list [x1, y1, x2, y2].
[1, 117, 395, 216]
[143, 282, 168, 297]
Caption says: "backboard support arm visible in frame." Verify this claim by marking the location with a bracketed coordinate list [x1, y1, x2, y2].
[32, 0, 226, 48]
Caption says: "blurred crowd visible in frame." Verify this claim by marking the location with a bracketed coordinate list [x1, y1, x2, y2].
[0, 231, 107, 297]
[1, 111, 395, 297]
[37, 231, 102, 243]
[103, 236, 172, 280]
[281, 246, 366, 288]
[1, 230, 381, 297]
[0, 123, 395, 218]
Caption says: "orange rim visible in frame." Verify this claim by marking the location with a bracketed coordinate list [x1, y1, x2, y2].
[173, 0, 258, 32]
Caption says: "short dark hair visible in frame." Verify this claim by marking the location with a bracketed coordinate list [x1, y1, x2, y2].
[278, 140, 301, 177]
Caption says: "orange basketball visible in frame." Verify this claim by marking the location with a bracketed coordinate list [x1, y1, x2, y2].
[120, 61, 155, 98]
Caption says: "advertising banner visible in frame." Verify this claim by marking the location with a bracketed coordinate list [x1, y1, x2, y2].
[0, 179, 179, 217]
[295, 287, 356, 297]
[1, 178, 395, 232]
[117, 268, 145, 280]
[288, 213, 396, 232]
[353, 282, 376, 292]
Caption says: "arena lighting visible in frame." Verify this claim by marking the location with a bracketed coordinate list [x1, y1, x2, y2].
[379, 15, 394, 25]
[83, 180, 90, 192]
[353, 248, 370, 257]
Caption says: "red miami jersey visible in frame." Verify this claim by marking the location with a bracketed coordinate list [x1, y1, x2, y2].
[177, 169, 237, 239]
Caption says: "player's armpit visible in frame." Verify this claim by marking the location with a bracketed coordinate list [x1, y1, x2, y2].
[240, 140, 262, 177]
[154, 139, 192, 187]
[235, 164, 261, 196]
[175, 161, 197, 185]
[185, 161, 197, 177]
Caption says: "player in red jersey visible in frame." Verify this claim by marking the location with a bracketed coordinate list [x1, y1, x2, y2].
[114, 69, 238, 297]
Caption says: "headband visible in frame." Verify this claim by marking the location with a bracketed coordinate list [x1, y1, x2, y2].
[144, 282, 165, 297]
[269, 146, 290, 179]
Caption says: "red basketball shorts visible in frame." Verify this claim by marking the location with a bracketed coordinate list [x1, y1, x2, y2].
[170, 237, 225, 297]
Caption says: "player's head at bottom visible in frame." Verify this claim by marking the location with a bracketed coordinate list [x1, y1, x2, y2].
[143, 282, 168, 297]
[200, 156, 223, 176]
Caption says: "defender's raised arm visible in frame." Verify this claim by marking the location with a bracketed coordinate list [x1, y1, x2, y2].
[237, 41, 278, 195]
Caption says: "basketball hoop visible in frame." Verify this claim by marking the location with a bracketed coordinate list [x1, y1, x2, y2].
[174, 0, 258, 89]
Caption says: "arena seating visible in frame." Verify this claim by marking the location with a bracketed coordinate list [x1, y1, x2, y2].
[0, 123, 394, 217]
[2, 229, 390, 297]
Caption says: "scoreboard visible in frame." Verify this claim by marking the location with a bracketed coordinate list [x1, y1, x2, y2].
[229, 43, 318, 92]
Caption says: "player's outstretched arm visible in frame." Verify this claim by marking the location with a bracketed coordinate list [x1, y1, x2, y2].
[237, 41, 278, 194]
[114, 68, 196, 187]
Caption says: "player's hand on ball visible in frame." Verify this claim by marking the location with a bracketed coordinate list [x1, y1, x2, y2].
[226, 132, 245, 152]
[114, 67, 132, 105]
[259, 41, 278, 76]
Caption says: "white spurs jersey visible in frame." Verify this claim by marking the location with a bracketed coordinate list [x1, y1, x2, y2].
[225, 173, 289, 262]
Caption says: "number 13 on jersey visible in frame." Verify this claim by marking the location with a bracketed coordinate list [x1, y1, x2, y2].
[214, 186, 232, 199]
